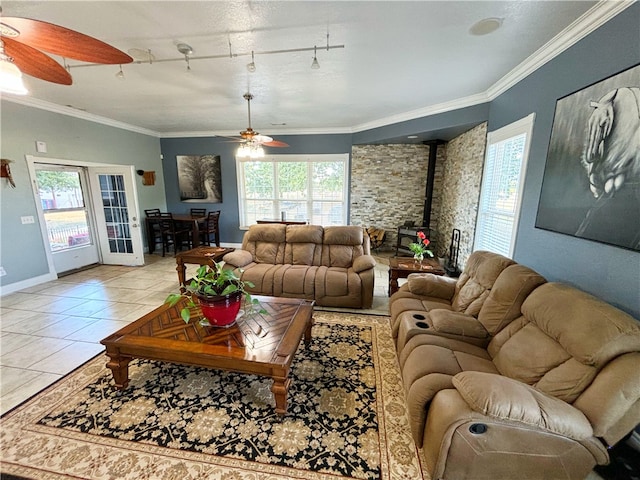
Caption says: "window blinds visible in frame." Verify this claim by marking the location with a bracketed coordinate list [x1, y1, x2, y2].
[474, 114, 535, 257]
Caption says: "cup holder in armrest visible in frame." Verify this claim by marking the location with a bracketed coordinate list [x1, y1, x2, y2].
[415, 321, 429, 329]
[412, 314, 426, 320]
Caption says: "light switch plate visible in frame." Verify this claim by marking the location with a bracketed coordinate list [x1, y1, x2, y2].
[0, 267, 6, 277]
[21, 216, 35, 224]
[36, 141, 47, 153]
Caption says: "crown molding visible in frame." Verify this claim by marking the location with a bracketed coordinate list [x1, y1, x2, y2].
[3, 1, 633, 138]
[159, 126, 354, 139]
[486, 0, 635, 100]
[3, 95, 160, 137]
[351, 92, 490, 133]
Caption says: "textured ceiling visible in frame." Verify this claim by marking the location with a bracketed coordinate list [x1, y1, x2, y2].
[3, 1, 621, 141]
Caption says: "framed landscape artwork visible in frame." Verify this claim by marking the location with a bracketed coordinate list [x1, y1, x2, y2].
[535, 64, 640, 252]
[176, 155, 222, 203]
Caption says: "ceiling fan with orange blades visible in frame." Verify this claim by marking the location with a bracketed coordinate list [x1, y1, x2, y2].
[228, 93, 289, 157]
[0, 11, 132, 92]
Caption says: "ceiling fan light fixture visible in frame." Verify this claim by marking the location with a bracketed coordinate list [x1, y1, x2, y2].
[311, 46, 320, 70]
[0, 48, 28, 95]
[237, 142, 265, 158]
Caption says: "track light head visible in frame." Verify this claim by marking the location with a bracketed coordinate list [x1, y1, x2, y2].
[311, 46, 320, 70]
[247, 51, 256, 72]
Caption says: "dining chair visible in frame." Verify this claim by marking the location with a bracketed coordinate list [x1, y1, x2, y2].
[144, 209, 163, 253]
[199, 210, 221, 247]
[190, 208, 207, 217]
[158, 213, 193, 257]
[190, 207, 207, 232]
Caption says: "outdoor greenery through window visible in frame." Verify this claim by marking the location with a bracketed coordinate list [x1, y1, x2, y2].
[35, 167, 92, 252]
[237, 154, 349, 227]
[474, 113, 535, 257]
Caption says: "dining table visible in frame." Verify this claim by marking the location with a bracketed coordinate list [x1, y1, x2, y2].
[145, 213, 207, 254]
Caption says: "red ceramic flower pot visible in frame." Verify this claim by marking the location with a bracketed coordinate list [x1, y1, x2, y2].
[196, 291, 242, 327]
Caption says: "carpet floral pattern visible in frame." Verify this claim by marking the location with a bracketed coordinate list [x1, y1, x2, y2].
[0, 312, 424, 480]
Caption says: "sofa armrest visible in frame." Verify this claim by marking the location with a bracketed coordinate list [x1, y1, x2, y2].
[452, 371, 593, 440]
[353, 254, 376, 273]
[408, 273, 457, 300]
[429, 310, 489, 338]
[223, 250, 254, 268]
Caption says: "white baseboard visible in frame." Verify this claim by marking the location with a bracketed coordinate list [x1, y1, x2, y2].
[0, 272, 58, 297]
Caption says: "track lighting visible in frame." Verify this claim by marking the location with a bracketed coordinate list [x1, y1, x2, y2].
[115, 64, 125, 79]
[0, 40, 27, 95]
[177, 43, 193, 71]
[68, 36, 344, 75]
[247, 51, 256, 73]
[311, 46, 320, 70]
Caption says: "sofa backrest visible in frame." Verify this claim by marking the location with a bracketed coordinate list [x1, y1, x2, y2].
[241, 224, 369, 268]
[283, 225, 324, 266]
[451, 250, 515, 315]
[477, 264, 547, 336]
[242, 224, 287, 264]
[320, 226, 369, 268]
[488, 283, 640, 405]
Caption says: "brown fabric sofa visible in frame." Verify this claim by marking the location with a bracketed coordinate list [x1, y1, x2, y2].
[390, 250, 516, 339]
[222, 224, 376, 308]
[396, 279, 640, 480]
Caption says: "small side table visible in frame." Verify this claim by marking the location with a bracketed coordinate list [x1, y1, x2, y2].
[388, 256, 445, 296]
[176, 246, 235, 290]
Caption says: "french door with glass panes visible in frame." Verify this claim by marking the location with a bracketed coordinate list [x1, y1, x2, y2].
[88, 166, 145, 265]
[34, 164, 100, 274]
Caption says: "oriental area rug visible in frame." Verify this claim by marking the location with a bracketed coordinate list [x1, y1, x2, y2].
[0, 312, 426, 480]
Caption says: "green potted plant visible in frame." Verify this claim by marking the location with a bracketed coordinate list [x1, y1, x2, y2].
[165, 262, 260, 327]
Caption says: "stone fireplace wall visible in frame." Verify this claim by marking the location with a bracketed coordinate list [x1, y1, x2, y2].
[350, 144, 445, 251]
[434, 122, 488, 269]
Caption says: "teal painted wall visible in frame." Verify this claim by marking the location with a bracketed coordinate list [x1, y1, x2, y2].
[488, 4, 640, 317]
[0, 101, 164, 286]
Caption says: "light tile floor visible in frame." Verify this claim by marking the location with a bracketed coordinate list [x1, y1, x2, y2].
[1, 253, 392, 415]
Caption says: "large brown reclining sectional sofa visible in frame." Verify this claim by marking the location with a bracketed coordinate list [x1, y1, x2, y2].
[389, 250, 640, 480]
[222, 224, 376, 308]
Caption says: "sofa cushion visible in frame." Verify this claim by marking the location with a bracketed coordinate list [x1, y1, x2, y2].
[353, 254, 376, 273]
[322, 226, 366, 267]
[283, 225, 324, 266]
[430, 310, 490, 339]
[522, 283, 640, 367]
[477, 264, 547, 335]
[451, 251, 515, 315]
[489, 283, 640, 403]
[274, 264, 318, 298]
[243, 224, 286, 264]
[453, 372, 593, 440]
[223, 249, 253, 268]
[408, 273, 456, 299]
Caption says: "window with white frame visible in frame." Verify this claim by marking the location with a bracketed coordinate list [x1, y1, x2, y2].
[474, 113, 535, 257]
[236, 154, 349, 228]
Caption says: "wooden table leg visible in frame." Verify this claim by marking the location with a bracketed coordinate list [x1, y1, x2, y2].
[271, 375, 291, 417]
[389, 269, 399, 296]
[304, 316, 314, 346]
[191, 220, 200, 247]
[176, 256, 186, 291]
[105, 352, 132, 390]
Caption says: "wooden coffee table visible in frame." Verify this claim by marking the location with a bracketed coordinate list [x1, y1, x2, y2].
[388, 256, 445, 296]
[100, 296, 314, 416]
[175, 246, 235, 289]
